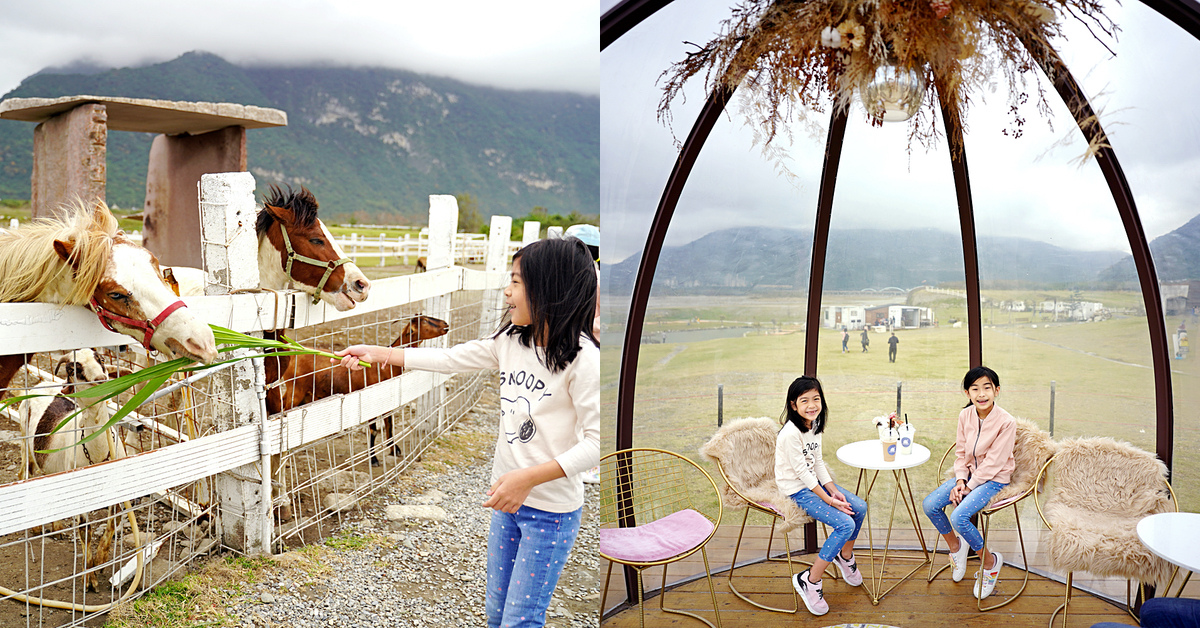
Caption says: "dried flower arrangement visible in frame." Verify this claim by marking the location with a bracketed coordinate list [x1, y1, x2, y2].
[658, 0, 1117, 153]
[873, 411, 901, 440]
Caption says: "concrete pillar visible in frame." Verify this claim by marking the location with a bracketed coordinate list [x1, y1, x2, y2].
[482, 215, 514, 332]
[199, 172, 272, 556]
[30, 104, 106, 218]
[142, 126, 247, 268]
[426, 195, 458, 270]
[522, 221, 540, 247]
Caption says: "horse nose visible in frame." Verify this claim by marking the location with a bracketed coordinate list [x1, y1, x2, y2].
[354, 278, 369, 293]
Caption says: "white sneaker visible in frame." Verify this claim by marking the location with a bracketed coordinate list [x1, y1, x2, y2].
[974, 551, 1003, 599]
[580, 466, 600, 484]
[832, 552, 863, 587]
[792, 570, 829, 616]
[949, 533, 971, 582]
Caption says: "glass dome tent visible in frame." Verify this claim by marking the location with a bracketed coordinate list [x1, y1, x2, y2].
[601, 0, 1200, 617]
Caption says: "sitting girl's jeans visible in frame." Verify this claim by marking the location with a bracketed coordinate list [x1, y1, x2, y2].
[486, 504, 581, 628]
[922, 478, 1007, 551]
[788, 484, 868, 562]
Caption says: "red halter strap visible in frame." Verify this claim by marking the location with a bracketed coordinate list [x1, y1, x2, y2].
[88, 298, 188, 349]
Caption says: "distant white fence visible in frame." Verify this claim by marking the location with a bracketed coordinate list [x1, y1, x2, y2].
[0, 175, 515, 627]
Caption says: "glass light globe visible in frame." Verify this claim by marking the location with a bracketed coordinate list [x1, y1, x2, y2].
[859, 65, 927, 122]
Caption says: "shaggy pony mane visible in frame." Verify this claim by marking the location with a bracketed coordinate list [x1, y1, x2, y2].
[0, 199, 117, 306]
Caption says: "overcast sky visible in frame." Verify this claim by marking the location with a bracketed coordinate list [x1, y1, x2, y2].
[0, 0, 598, 97]
[601, 0, 1200, 262]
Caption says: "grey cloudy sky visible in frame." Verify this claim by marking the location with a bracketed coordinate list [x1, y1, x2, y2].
[601, 0, 1200, 262]
[0, 0, 598, 96]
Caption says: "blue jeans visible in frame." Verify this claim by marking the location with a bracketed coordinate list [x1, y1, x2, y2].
[922, 478, 1006, 551]
[1090, 597, 1200, 627]
[486, 504, 581, 628]
[788, 484, 867, 562]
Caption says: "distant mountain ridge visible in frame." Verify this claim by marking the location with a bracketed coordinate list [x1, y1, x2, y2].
[0, 52, 598, 223]
[604, 226, 1131, 293]
[1100, 212, 1200, 284]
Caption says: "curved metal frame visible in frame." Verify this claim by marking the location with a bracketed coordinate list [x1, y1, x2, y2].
[600, 448, 724, 628]
[925, 445, 1034, 611]
[604, 0, 1200, 611]
[1033, 453, 1180, 627]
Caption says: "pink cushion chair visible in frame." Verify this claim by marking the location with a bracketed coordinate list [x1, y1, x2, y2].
[600, 448, 723, 628]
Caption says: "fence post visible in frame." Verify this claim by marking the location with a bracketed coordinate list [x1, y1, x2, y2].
[717, 384, 724, 427]
[402, 233, 410, 265]
[522, 221, 541, 247]
[378, 233, 385, 267]
[426, 196, 457, 270]
[1049, 380, 1056, 437]
[199, 172, 273, 556]
[482, 215, 513, 334]
[896, 381, 902, 419]
[547, 226, 564, 239]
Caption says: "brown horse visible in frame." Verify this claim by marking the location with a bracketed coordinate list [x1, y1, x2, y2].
[277, 315, 449, 465]
[0, 200, 218, 395]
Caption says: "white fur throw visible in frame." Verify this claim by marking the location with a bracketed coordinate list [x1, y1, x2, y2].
[1043, 437, 1174, 588]
[698, 417, 812, 532]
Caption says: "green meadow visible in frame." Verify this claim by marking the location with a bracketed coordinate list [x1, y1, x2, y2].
[602, 291, 1200, 529]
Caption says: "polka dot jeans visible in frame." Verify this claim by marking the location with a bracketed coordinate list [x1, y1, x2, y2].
[486, 504, 581, 628]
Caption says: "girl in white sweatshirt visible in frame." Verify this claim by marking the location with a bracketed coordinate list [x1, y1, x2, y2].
[335, 237, 599, 628]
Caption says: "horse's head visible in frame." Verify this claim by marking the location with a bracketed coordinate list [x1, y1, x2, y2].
[54, 232, 219, 364]
[256, 186, 370, 311]
[394, 315, 450, 348]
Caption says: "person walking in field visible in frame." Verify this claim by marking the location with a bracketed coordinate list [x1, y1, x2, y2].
[860, 327, 870, 353]
[842, 327, 849, 353]
[888, 332, 899, 363]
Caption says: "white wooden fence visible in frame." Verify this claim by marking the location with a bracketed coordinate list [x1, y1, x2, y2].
[0, 175, 515, 625]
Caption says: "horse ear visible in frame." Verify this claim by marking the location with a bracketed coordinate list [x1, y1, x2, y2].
[53, 239, 80, 268]
[162, 268, 181, 296]
[263, 203, 296, 226]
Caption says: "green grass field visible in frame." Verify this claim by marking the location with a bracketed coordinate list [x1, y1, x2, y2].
[602, 294, 1200, 524]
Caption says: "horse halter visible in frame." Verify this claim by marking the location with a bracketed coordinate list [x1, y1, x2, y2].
[88, 298, 188, 349]
[277, 222, 351, 305]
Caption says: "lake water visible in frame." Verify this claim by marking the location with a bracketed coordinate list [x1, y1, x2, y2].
[600, 327, 757, 346]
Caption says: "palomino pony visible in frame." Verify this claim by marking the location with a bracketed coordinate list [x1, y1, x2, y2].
[0, 200, 218, 395]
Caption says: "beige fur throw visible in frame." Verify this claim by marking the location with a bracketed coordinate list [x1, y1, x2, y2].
[1043, 437, 1174, 588]
[698, 417, 812, 532]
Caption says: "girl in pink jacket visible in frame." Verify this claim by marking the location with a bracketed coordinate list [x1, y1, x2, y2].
[922, 366, 1016, 601]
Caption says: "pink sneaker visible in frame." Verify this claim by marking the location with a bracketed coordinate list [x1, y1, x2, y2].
[792, 569, 829, 616]
[832, 552, 863, 587]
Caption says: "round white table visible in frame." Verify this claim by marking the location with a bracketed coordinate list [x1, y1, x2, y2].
[1138, 512, 1200, 595]
[835, 440, 932, 605]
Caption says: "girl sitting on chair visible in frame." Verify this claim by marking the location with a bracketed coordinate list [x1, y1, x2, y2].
[922, 365, 1016, 600]
[776, 375, 866, 616]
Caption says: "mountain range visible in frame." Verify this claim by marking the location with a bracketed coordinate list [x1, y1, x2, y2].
[604, 220, 1200, 293]
[0, 52, 598, 224]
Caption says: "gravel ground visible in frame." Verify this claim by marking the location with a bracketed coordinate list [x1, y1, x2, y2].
[224, 386, 600, 628]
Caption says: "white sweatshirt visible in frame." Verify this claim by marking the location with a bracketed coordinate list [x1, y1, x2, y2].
[405, 333, 600, 513]
[775, 421, 835, 495]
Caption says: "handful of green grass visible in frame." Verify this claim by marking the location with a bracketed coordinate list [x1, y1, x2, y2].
[0, 325, 370, 452]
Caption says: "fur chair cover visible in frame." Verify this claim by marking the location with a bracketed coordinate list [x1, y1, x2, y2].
[940, 417, 1058, 506]
[698, 417, 812, 533]
[1043, 437, 1174, 588]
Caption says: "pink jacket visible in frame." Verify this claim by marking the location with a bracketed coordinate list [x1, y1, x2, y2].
[953, 403, 1016, 489]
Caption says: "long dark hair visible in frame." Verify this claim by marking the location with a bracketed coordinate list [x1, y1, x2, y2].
[781, 375, 827, 434]
[961, 366, 1000, 408]
[497, 237, 598, 373]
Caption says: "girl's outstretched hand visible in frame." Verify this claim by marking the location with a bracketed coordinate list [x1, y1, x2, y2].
[484, 468, 536, 513]
[333, 345, 380, 371]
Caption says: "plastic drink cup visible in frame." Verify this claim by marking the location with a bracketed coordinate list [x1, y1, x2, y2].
[898, 424, 915, 455]
[881, 438, 898, 462]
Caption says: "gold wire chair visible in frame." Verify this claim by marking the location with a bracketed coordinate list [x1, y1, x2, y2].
[926, 418, 1057, 611]
[1033, 437, 1178, 628]
[698, 417, 823, 614]
[600, 448, 723, 628]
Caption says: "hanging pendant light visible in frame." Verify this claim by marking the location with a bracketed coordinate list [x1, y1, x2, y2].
[859, 64, 927, 122]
